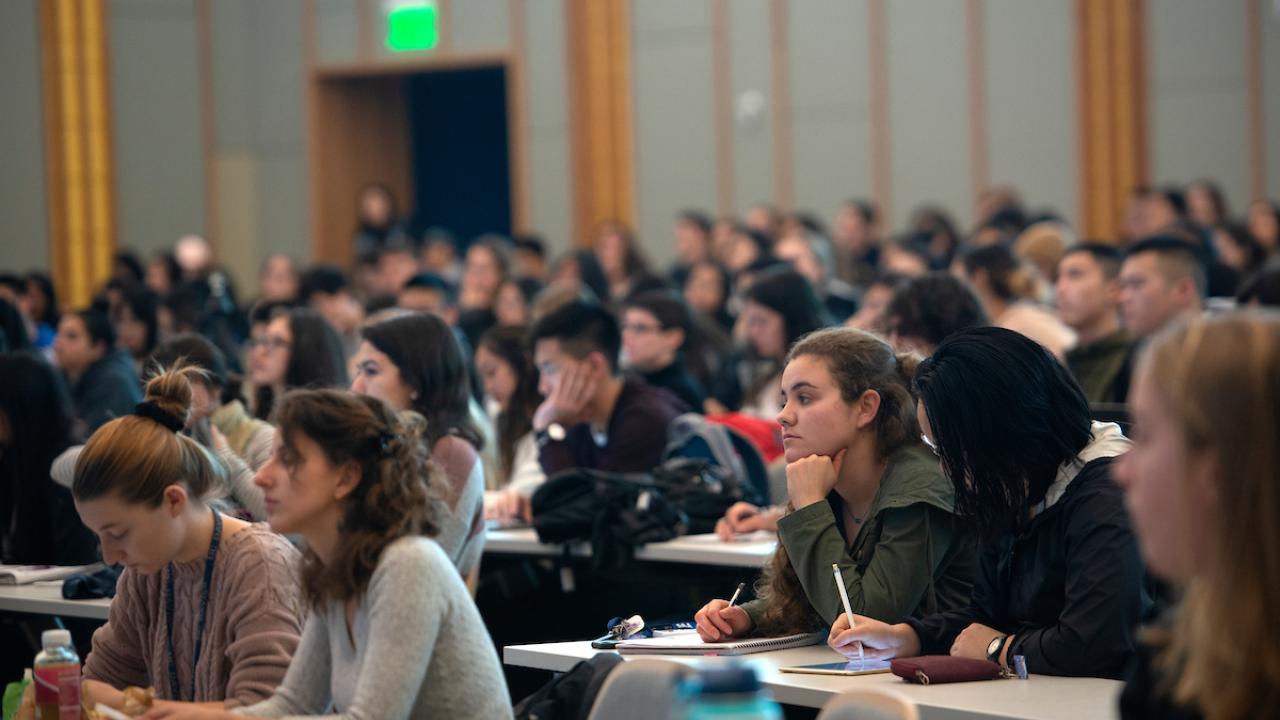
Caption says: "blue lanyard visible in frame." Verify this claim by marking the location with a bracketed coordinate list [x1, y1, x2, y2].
[165, 508, 222, 701]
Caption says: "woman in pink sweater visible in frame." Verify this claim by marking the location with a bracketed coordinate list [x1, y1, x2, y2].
[71, 366, 303, 714]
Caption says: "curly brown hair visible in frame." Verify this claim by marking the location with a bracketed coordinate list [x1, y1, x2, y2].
[272, 388, 446, 610]
[751, 327, 921, 635]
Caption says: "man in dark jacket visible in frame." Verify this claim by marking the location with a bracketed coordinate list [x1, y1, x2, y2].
[54, 308, 141, 437]
[530, 300, 687, 476]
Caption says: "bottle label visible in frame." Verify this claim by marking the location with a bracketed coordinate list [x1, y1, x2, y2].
[33, 662, 80, 720]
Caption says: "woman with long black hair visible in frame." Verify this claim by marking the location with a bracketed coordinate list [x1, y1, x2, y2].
[829, 327, 1150, 679]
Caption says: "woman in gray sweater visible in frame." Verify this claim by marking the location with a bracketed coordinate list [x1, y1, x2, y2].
[146, 388, 512, 720]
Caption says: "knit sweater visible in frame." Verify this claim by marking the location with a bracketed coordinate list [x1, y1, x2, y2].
[234, 537, 513, 720]
[83, 522, 303, 707]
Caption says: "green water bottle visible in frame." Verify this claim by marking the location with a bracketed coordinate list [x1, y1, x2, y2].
[678, 664, 783, 720]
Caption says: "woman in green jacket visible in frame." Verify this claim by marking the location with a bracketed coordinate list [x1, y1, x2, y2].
[696, 327, 974, 639]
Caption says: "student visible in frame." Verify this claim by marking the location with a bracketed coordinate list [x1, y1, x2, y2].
[256, 254, 299, 305]
[682, 260, 734, 331]
[152, 334, 274, 514]
[530, 299, 685, 475]
[350, 312, 488, 576]
[0, 353, 98, 565]
[621, 290, 708, 411]
[114, 286, 160, 377]
[1183, 179, 1227, 228]
[669, 209, 713, 287]
[146, 389, 513, 720]
[832, 199, 880, 287]
[773, 230, 860, 323]
[458, 237, 510, 312]
[396, 272, 457, 319]
[883, 273, 987, 355]
[55, 307, 143, 436]
[697, 328, 973, 640]
[711, 267, 826, 419]
[593, 219, 651, 303]
[1056, 244, 1132, 403]
[352, 182, 411, 258]
[1118, 237, 1205, 339]
[493, 277, 543, 328]
[958, 244, 1076, 359]
[248, 307, 347, 420]
[1114, 312, 1280, 718]
[1245, 199, 1279, 253]
[512, 234, 548, 281]
[845, 273, 909, 336]
[476, 326, 545, 522]
[72, 366, 301, 710]
[297, 265, 366, 359]
[828, 327, 1149, 679]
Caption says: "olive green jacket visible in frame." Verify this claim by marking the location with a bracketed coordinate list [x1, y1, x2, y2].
[741, 445, 975, 629]
[1066, 330, 1132, 404]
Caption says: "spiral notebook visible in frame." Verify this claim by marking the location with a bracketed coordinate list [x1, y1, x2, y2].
[616, 631, 825, 656]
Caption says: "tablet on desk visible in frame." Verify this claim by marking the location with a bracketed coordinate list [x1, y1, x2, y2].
[779, 659, 893, 676]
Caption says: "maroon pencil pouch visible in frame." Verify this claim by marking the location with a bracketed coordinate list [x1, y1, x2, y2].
[890, 656, 1007, 685]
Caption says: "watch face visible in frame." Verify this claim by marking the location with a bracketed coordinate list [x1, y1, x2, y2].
[547, 423, 566, 441]
[987, 636, 1003, 657]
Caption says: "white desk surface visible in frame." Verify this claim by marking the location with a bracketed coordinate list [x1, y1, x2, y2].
[503, 640, 1121, 719]
[483, 528, 776, 568]
[0, 583, 111, 620]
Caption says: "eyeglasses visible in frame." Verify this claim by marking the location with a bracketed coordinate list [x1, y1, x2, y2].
[247, 337, 291, 352]
[921, 433, 940, 456]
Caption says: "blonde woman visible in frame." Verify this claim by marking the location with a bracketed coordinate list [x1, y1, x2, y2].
[1113, 311, 1280, 718]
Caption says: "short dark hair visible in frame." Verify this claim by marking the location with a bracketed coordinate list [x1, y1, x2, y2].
[676, 209, 713, 235]
[1125, 235, 1207, 298]
[885, 273, 988, 349]
[529, 299, 622, 373]
[844, 199, 877, 226]
[626, 289, 693, 337]
[150, 333, 228, 388]
[249, 299, 296, 326]
[513, 234, 546, 259]
[1061, 242, 1124, 280]
[74, 307, 116, 350]
[297, 265, 349, 303]
[916, 326, 1092, 538]
[402, 272, 457, 305]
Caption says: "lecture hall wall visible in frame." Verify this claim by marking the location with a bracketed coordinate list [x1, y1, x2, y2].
[2, 0, 1279, 296]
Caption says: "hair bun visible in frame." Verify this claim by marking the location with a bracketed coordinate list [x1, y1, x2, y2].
[141, 364, 208, 431]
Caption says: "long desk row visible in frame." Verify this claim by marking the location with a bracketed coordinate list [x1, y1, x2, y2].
[0, 530, 775, 621]
[503, 641, 1123, 720]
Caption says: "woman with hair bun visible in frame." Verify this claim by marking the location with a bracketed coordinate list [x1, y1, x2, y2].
[146, 389, 512, 719]
[697, 327, 974, 640]
[71, 365, 302, 713]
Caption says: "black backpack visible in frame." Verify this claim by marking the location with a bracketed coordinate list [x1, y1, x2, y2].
[530, 458, 742, 572]
[513, 652, 623, 720]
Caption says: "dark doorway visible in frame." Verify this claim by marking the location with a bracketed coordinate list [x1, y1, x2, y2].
[406, 66, 511, 248]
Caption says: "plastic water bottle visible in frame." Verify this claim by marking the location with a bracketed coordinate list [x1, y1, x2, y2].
[33, 629, 80, 720]
[678, 664, 783, 720]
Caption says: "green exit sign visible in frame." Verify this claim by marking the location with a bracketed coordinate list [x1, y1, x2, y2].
[386, 1, 439, 52]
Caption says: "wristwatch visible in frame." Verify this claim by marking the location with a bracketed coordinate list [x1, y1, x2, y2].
[535, 422, 566, 447]
[986, 634, 1009, 665]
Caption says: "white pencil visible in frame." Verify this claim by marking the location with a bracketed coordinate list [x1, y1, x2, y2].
[832, 563, 864, 661]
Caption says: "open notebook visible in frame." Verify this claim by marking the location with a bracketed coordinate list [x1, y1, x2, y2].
[617, 631, 826, 656]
